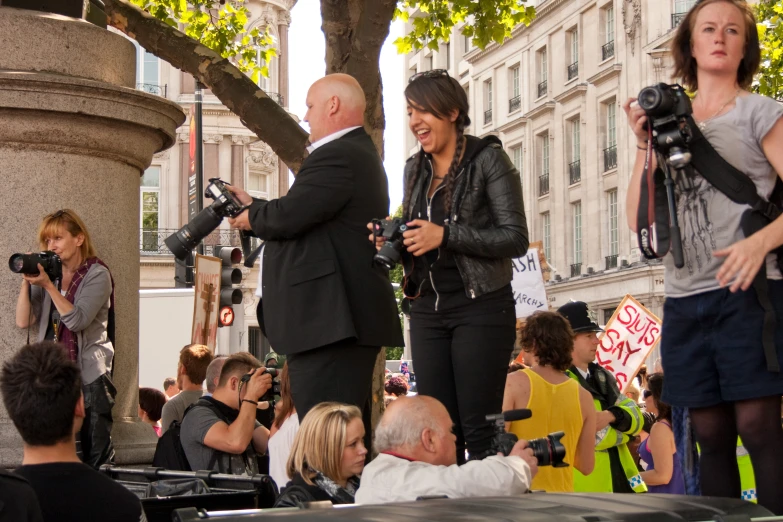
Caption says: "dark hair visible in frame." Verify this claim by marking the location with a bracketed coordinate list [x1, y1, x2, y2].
[218, 352, 262, 387]
[139, 387, 166, 422]
[163, 377, 177, 391]
[273, 362, 295, 430]
[385, 376, 408, 397]
[0, 342, 82, 446]
[518, 311, 575, 372]
[672, 0, 760, 91]
[647, 373, 671, 422]
[179, 344, 214, 385]
[403, 73, 471, 219]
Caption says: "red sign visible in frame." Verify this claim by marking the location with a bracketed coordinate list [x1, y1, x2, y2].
[219, 306, 235, 327]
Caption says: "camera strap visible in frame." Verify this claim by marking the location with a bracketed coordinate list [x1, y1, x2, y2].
[636, 133, 673, 260]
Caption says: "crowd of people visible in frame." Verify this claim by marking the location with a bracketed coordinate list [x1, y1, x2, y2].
[3, 0, 783, 519]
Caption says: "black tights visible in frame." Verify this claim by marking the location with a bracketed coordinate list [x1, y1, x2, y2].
[690, 396, 783, 515]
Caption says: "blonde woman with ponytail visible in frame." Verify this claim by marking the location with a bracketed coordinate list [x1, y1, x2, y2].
[371, 70, 528, 463]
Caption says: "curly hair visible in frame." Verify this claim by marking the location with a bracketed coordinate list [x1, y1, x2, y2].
[518, 311, 575, 372]
[672, 0, 760, 92]
[385, 376, 408, 397]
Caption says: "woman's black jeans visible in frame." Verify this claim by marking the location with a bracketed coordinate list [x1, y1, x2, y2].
[77, 372, 116, 469]
[409, 299, 515, 463]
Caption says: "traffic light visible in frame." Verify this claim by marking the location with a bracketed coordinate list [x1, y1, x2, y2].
[214, 245, 243, 327]
[174, 251, 194, 288]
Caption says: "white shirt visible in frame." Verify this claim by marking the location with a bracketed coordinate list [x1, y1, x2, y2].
[354, 453, 532, 505]
[255, 126, 362, 298]
[268, 412, 300, 490]
[576, 367, 590, 381]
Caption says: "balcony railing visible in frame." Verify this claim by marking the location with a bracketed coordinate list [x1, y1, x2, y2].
[266, 92, 285, 106]
[509, 95, 521, 113]
[537, 80, 547, 98]
[570, 263, 582, 277]
[484, 108, 492, 125]
[569, 160, 581, 185]
[140, 228, 259, 256]
[538, 173, 550, 196]
[136, 83, 168, 98]
[602, 40, 615, 61]
[603, 145, 618, 171]
[672, 12, 687, 28]
[606, 254, 619, 270]
[567, 61, 579, 81]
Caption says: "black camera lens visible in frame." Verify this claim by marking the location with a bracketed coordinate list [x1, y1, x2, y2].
[374, 240, 403, 270]
[164, 207, 223, 260]
[528, 431, 568, 468]
[9, 253, 42, 275]
[638, 86, 662, 112]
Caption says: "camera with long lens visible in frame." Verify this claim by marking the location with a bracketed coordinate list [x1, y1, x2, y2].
[637, 83, 693, 168]
[239, 368, 281, 404]
[8, 251, 62, 284]
[165, 178, 247, 260]
[486, 410, 568, 468]
[372, 218, 414, 270]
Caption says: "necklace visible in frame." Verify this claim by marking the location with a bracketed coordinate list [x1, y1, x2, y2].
[696, 89, 740, 131]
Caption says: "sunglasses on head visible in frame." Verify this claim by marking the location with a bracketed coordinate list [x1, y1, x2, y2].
[408, 69, 450, 84]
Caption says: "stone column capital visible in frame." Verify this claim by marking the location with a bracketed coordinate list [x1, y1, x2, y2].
[204, 134, 224, 144]
[232, 135, 252, 145]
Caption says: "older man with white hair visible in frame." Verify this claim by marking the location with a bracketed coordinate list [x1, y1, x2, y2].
[355, 396, 537, 504]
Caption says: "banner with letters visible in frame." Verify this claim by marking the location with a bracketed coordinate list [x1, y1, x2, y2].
[510, 246, 549, 319]
[596, 295, 661, 393]
[192, 254, 221, 351]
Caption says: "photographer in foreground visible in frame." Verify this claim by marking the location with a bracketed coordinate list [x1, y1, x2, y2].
[354, 396, 536, 505]
[14, 209, 116, 469]
[503, 311, 595, 492]
[370, 69, 528, 464]
[623, 0, 783, 513]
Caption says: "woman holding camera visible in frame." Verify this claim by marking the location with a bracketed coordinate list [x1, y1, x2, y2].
[371, 70, 528, 463]
[623, 0, 783, 513]
[15, 209, 116, 469]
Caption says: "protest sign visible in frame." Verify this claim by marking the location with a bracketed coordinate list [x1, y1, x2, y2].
[511, 246, 549, 319]
[596, 295, 661, 393]
[192, 254, 221, 350]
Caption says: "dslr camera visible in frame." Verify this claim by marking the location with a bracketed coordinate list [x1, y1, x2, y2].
[637, 83, 693, 168]
[165, 178, 247, 260]
[8, 251, 63, 285]
[486, 411, 568, 468]
[239, 368, 281, 405]
[372, 218, 414, 270]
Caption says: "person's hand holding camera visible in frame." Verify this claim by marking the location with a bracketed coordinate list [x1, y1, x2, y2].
[22, 263, 55, 291]
[245, 368, 273, 402]
[403, 220, 444, 256]
[508, 439, 538, 478]
[622, 98, 649, 148]
[367, 216, 391, 252]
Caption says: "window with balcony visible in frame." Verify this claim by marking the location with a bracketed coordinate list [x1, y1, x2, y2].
[569, 118, 581, 184]
[542, 212, 551, 262]
[603, 101, 617, 171]
[568, 28, 579, 80]
[673, 0, 696, 28]
[484, 80, 493, 125]
[602, 6, 615, 60]
[573, 200, 582, 274]
[537, 48, 548, 98]
[538, 133, 550, 196]
[140, 166, 160, 252]
[608, 189, 619, 268]
[135, 44, 165, 97]
[509, 66, 521, 113]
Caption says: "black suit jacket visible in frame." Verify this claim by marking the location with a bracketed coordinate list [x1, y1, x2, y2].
[248, 128, 403, 354]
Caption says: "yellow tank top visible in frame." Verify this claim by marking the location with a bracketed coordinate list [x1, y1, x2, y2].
[508, 368, 583, 493]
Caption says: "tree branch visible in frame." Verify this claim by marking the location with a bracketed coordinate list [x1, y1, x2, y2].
[104, 0, 309, 172]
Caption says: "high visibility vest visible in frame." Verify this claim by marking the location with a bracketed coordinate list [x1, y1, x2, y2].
[567, 370, 647, 493]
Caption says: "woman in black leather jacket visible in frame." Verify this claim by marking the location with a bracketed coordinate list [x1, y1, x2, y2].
[374, 70, 528, 463]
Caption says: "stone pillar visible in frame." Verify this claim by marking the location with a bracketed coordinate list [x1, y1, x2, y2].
[231, 136, 251, 190]
[277, 11, 292, 196]
[0, 8, 185, 467]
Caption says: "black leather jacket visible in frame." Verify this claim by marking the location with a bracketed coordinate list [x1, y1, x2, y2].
[403, 136, 528, 299]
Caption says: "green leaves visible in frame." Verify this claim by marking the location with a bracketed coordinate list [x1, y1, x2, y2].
[131, 0, 276, 81]
[755, 1, 783, 99]
[392, 0, 536, 54]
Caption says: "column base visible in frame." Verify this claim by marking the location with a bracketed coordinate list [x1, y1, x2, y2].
[112, 417, 159, 466]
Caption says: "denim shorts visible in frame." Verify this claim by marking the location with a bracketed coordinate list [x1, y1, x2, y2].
[661, 280, 783, 408]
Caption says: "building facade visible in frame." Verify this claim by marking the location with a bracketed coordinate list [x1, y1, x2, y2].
[404, 0, 701, 362]
[135, 0, 296, 355]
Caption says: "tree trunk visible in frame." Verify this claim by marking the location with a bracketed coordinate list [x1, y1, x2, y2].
[103, 0, 309, 172]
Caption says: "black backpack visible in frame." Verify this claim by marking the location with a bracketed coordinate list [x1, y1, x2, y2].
[152, 399, 227, 471]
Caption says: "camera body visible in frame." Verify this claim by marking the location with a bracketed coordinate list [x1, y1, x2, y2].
[486, 412, 568, 468]
[372, 217, 413, 270]
[239, 367, 281, 405]
[637, 83, 693, 167]
[165, 178, 247, 260]
[9, 251, 62, 284]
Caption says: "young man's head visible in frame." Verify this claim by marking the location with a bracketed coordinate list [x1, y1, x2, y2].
[517, 311, 575, 372]
[177, 344, 214, 389]
[557, 301, 603, 371]
[1, 342, 83, 446]
[163, 377, 179, 398]
[213, 352, 263, 409]
[204, 355, 228, 394]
